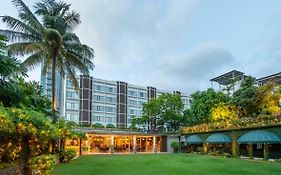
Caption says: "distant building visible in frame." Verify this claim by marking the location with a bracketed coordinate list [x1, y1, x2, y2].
[210, 70, 248, 94]
[256, 72, 281, 86]
[41, 71, 189, 128]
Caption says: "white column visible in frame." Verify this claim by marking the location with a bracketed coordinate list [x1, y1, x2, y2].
[110, 135, 114, 153]
[111, 135, 114, 145]
[133, 135, 137, 153]
[153, 136, 156, 153]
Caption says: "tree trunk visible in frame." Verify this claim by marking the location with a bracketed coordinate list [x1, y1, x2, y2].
[51, 53, 57, 154]
[79, 138, 82, 156]
[21, 136, 32, 175]
[51, 54, 57, 117]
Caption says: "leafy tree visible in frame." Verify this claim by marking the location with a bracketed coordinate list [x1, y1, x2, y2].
[256, 82, 281, 115]
[56, 119, 75, 151]
[7, 107, 58, 175]
[222, 77, 239, 96]
[158, 93, 184, 131]
[0, 0, 94, 117]
[0, 34, 26, 107]
[230, 76, 259, 117]
[142, 99, 161, 131]
[211, 103, 238, 123]
[187, 88, 230, 126]
[133, 93, 184, 132]
[132, 113, 151, 131]
[72, 132, 87, 155]
[0, 105, 17, 163]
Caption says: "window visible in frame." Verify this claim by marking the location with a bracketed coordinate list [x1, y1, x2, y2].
[105, 106, 116, 113]
[105, 96, 116, 103]
[93, 95, 104, 102]
[128, 90, 137, 97]
[66, 102, 79, 110]
[106, 116, 116, 123]
[129, 109, 137, 115]
[128, 100, 137, 106]
[66, 80, 73, 87]
[94, 106, 104, 112]
[94, 85, 104, 92]
[66, 91, 78, 99]
[138, 101, 145, 106]
[106, 87, 116, 93]
[106, 117, 113, 123]
[94, 116, 102, 122]
[66, 113, 79, 121]
[139, 92, 146, 98]
[127, 117, 132, 123]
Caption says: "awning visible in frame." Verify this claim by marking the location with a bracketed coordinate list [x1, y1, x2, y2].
[205, 133, 231, 144]
[185, 135, 203, 144]
[237, 130, 281, 144]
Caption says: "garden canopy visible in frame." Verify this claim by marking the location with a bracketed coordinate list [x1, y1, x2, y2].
[237, 130, 281, 144]
[205, 133, 231, 144]
[185, 135, 203, 144]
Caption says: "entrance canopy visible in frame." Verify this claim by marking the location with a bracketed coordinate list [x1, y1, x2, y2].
[186, 135, 203, 144]
[205, 133, 231, 144]
[237, 130, 281, 144]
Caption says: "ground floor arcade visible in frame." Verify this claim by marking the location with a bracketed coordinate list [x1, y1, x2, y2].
[183, 126, 281, 159]
[65, 129, 163, 154]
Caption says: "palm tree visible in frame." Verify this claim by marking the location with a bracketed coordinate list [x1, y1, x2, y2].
[0, 0, 94, 119]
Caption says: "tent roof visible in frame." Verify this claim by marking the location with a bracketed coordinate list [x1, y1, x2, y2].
[237, 130, 281, 144]
[205, 133, 231, 143]
[186, 135, 203, 144]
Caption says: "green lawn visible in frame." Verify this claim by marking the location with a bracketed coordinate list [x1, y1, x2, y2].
[54, 154, 281, 175]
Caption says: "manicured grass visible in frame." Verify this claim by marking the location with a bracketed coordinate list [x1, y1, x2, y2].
[54, 153, 281, 175]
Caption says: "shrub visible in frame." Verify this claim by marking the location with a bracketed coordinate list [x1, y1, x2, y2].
[59, 149, 76, 163]
[208, 150, 220, 156]
[223, 153, 232, 157]
[171, 141, 180, 153]
[82, 146, 88, 151]
[197, 147, 203, 153]
[106, 124, 115, 128]
[29, 155, 56, 175]
[92, 123, 104, 128]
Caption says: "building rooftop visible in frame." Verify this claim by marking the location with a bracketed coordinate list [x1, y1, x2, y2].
[256, 72, 281, 85]
[210, 70, 246, 86]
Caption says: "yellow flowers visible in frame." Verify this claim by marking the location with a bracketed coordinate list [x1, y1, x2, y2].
[211, 103, 238, 122]
[29, 155, 56, 175]
[182, 113, 281, 134]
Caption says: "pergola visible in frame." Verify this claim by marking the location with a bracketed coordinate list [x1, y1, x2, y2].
[210, 70, 246, 90]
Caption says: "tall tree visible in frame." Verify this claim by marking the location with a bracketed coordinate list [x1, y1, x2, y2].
[158, 93, 184, 131]
[255, 82, 281, 115]
[0, 34, 26, 107]
[0, 0, 94, 119]
[187, 88, 230, 126]
[231, 76, 259, 117]
[133, 93, 184, 132]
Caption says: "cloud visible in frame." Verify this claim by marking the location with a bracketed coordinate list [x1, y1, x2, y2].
[153, 43, 235, 93]
[66, 0, 197, 66]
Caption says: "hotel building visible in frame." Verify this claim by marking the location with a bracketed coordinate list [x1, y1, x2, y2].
[41, 72, 189, 129]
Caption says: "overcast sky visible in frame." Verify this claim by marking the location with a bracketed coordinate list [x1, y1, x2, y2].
[1, 0, 281, 94]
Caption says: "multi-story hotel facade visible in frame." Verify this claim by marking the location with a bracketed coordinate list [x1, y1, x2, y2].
[41, 72, 189, 129]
